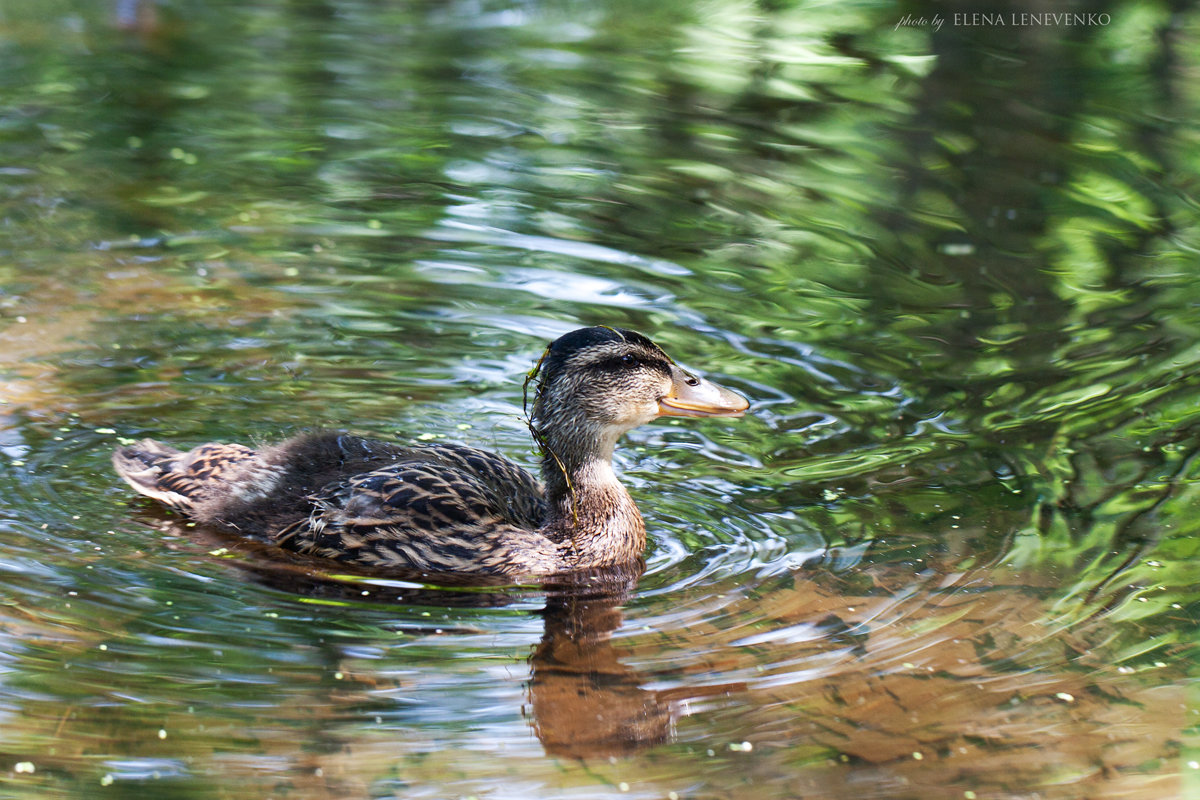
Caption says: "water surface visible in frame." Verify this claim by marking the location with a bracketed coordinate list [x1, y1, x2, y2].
[2, 1, 1199, 798]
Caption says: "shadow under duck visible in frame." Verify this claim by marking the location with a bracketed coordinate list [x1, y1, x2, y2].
[112, 327, 748, 577]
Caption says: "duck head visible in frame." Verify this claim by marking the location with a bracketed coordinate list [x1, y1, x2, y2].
[529, 326, 748, 464]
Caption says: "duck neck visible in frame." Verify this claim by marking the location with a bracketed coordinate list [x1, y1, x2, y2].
[536, 424, 646, 569]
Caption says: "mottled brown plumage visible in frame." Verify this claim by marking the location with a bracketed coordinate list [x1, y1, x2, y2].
[112, 327, 749, 577]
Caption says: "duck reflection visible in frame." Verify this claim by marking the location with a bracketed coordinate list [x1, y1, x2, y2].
[181, 524, 679, 759]
[529, 568, 674, 758]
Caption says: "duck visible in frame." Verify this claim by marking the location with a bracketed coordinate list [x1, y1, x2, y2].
[112, 326, 749, 577]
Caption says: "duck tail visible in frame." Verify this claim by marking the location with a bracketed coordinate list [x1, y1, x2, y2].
[112, 439, 196, 513]
[113, 438, 279, 517]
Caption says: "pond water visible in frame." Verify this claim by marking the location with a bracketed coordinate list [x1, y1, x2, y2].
[3, 0, 1200, 798]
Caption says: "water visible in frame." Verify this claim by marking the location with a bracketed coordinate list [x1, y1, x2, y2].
[2, 0, 1199, 797]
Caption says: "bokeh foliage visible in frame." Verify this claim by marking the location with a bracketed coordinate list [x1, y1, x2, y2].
[1, 0, 1200, 797]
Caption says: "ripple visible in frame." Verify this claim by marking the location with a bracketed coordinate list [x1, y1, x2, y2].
[427, 219, 692, 277]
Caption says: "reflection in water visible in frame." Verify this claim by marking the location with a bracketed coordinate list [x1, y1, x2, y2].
[2, 0, 1199, 798]
[0, 512, 1185, 799]
[531, 575, 677, 759]
[159, 528, 678, 760]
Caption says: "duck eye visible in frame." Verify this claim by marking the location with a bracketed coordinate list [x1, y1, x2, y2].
[620, 354, 636, 366]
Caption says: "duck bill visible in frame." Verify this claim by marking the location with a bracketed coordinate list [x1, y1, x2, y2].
[657, 366, 750, 418]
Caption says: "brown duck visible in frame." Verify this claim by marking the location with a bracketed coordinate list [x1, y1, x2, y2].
[112, 327, 749, 577]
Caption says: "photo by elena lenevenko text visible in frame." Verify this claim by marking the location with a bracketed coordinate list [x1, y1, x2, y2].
[896, 10, 1111, 31]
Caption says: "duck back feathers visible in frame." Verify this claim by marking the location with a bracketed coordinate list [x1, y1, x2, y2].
[114, 432, 562, 575]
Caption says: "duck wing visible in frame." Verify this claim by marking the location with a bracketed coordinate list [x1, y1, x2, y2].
[277, 445, 559, 575]
[408, 443, 546, 528]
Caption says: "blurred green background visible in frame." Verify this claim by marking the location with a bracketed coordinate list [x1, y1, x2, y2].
[2, 0, 1199, 798]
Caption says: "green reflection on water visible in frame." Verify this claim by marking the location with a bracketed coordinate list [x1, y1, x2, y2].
[2, 0, 1199, 797]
